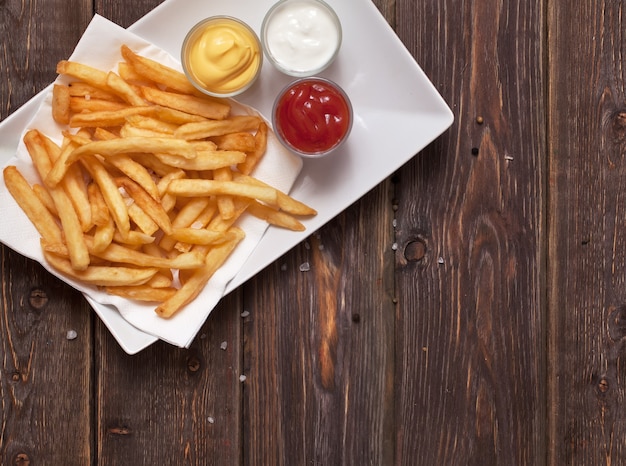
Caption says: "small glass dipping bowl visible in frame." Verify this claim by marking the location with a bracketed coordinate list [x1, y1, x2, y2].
[272, 77, 353, 158]
[181, 16, 263, 98]
[261, 0, 342, 77]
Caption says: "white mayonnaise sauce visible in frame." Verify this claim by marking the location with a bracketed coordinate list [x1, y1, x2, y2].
[263, 0, 341, 75]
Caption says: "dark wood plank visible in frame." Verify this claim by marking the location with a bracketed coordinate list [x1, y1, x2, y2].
[548, 2, 626, 464]
[393, 0, 546, 464]
[0, 2, 93, 464]
[95, 0, 164, 28]
[96, 294, 243, 465]
[242, 185, 396, 465]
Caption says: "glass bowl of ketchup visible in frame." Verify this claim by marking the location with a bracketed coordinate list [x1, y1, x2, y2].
[272, 77, 352, 158]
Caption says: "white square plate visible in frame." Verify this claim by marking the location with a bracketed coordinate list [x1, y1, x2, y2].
[0, 0, 453, 354]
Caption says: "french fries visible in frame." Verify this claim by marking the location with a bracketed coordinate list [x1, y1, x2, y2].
[4, 45, 317, 319]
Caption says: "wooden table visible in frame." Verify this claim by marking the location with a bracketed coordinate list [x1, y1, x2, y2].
[0, 0, 620, 464]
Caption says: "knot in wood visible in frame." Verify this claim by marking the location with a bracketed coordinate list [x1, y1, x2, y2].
[187, 356, 201, 373]
[28, 289, 48, 310]
[404, 239, 427, 262]
[14, 453, 30, 466]
[598, 378, 609, 393]
[108, 425, 132, 436]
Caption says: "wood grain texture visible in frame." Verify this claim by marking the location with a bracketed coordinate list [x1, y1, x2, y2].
[393, 0, 546, 464]
[96, 294, 243, 465]
[548, 2, 626, 464]
[242, 185, 396, 465]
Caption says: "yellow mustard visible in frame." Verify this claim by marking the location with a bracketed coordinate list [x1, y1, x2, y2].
[187, 18, 261, 95]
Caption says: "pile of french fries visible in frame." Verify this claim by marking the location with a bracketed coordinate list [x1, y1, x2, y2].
[3, 44, 316, 318]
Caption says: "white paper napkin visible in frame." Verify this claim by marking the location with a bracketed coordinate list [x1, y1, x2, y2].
[0, 15, 303, 348]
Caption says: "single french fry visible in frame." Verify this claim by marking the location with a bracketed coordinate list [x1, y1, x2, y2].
[213, 166, 235, 220]
[43, 249, 158, 286]
[246, 200, 306, 231]
[45, 135, 84, 188]
[116, 61, 153, 85]
[125, 114, 178, 134]
[63, 163, 93, 232]
[237, 122, 268, 175]
[83, 236, 205, 270]
[66, 136, 197, 165]
[106, 71, 146, 106]
[169, 227, 239, 246]
[68, 81, 123, 101]
[3, 166, 63, 243]
[32, 184, 58, 216]
[87, 182, 110, 227]
[128, 203, 160, 236]
[107, 154, 160, 200]
[70, 97, 129, 113]
[57, 60, 109, 89]
[210, 131, 256, 152]
[153, 150, 246, 171]
[91, 216, 115, 253]
[80, 154, 131, 238]
[145, 270, 174, 288]
[117, 177, 173, 235]
[152, 105, 208, 125]
[52, 84, 71, 125]
[41, 135, 92, 231]
[121, 44, 199, 95]
[112, 229, 155, 246]
[141, 86, 230, 120]
[93, 127, 120, 141]
[174, 115, 261, 140]
[69, 106, 156, 128]
[24, 130, 90, 270]
[105, 285, 177, 302]
[233, 173, 317, 216]
[131, 153, 180, 177]
[155, 228, 245, 318]
[119, 124, 173, 139]
[167, 179, 278, 206]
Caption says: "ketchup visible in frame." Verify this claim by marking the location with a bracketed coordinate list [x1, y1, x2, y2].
[274, 78, 352, 156]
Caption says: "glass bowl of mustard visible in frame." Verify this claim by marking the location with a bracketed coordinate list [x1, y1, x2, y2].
[181, 16, 263, 98]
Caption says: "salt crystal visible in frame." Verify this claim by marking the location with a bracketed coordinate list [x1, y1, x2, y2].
[207, 416, 215, 424]
[66, 330, 78, 340]
[299, 262, 310, 272]
[391, 243, 398, 251]
[437, 257, 444, 264]
[241, 310, 250, 318]
[220, 341, 227, 350]
[239, 374, 247, 382]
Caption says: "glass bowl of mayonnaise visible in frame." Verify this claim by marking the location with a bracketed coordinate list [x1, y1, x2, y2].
[181, 16, 263, 97]
[261, 0, 342, 77]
